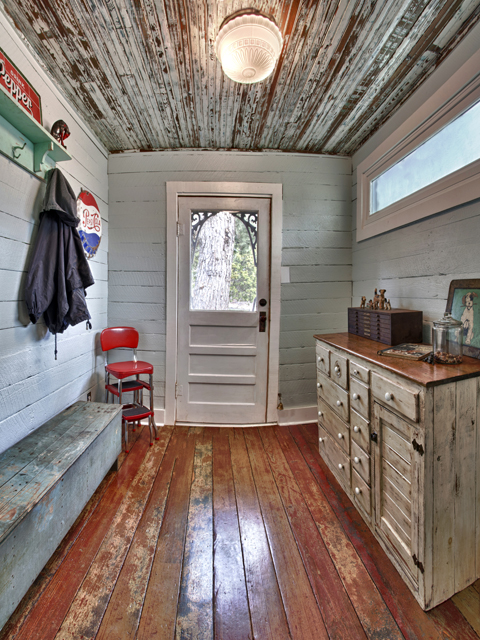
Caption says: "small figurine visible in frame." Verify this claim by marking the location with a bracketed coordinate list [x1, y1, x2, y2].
[360, 296, 366, 308]
[373, 288, 379, 310]
[367, 299, 374, 309]
[50, 120, 71, 148]
[378, 289, 386, 310]
[385, 299, 391, 310]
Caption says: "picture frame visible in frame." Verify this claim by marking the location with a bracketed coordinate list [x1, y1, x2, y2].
[446, 279, 480, 360]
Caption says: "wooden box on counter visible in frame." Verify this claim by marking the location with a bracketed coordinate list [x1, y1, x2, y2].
[348, 308, 423, 344]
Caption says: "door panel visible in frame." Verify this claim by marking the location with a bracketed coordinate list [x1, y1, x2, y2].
[176, 196, 271, 424]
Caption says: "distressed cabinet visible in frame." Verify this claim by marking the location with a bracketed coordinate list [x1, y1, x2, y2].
[314, 332, 480, 610]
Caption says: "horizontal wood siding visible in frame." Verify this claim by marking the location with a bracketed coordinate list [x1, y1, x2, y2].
[0, 15, 109, 454]
[108, 150, 352, 413]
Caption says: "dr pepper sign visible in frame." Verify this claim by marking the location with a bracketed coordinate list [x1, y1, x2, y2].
[77, 191, 102, 259]
[0, 48, 42, 124]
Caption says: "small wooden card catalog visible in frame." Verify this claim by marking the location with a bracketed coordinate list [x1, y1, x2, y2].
[348, 308, 423, 345]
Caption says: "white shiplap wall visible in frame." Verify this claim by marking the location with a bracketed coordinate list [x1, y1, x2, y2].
[352, 24, 480, 343]
[0, 13, 109, 454]
[108, 150, 352, 415]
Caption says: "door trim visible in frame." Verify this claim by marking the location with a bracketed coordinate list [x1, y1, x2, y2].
[165, 182, 283, 426]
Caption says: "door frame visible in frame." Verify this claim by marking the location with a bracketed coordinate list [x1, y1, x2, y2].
[165, 182, 283, 426]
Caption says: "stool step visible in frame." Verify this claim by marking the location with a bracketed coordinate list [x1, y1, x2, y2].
[122, 405, 154, 421]
[106, 380, 144, 396]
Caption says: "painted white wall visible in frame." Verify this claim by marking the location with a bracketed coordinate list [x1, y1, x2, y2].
[108, 150, 352, 417]
[0, 12, 109, 454]
[352, 20, 480, 342]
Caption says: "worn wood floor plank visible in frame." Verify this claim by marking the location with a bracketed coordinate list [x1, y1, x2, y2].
[136, 427, 197, 640]
[428, 599, 480, 640]
[259, 426, 368, 640]
[11, 427, 152, 640]
[452, 586, 480, 636]
[176, 429, 214, 640]
[276, 425, 403, 640]
[244, 428, 329, 640]
[293, 424, 446, 640]
[212, 429, 252, 640]
[53, 425, 174, 640]
[229, 429, 291, 640]
[95, 428, 178, 640]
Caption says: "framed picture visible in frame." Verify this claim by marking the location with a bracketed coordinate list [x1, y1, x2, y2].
[446, 279, 480, 360]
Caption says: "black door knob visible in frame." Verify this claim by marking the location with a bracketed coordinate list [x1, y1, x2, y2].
[259, 298, 267, 307]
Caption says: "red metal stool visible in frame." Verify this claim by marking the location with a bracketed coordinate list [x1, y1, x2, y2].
[100, 326, 158, 452]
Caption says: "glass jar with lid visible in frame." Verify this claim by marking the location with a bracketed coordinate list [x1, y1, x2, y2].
[432, 312, 463, 364]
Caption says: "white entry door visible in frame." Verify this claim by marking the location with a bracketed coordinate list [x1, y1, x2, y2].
[176, 196, 271, 424]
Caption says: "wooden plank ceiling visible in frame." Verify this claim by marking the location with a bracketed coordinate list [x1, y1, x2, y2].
[3, 0, 480, 154]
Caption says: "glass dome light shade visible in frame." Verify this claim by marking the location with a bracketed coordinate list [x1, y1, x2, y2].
[215, 13, 283, 84]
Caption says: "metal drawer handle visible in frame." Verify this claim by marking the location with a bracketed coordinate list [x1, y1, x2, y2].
[317, 382, 322, 388]
[318, 411, 323, 417]
[353, 425, 360, 433]
[319, 437, 324, 443]
[338, 433, 343, 440]
[334, 365, 340, 373]
[355, 487, 361, 495]
[338, 463, 343, 470]
[318, 356, 323, 362]
[352, 393, 359, 401]
[353, 369, 359, 376]
[336, 400, 342, 407]
[385, 392, 394, 401]
[354, 456, 360, 464]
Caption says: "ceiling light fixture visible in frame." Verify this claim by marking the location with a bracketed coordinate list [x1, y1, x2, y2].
[215, 10, 283, 84]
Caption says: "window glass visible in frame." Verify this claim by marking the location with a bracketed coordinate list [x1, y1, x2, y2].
[190, 210, 258, 311]
[371, 99, 480, 214]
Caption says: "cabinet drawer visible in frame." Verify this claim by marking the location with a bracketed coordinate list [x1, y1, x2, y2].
[371, 373, 419, 423]
[316, 343, 330, 376]
[330, 352, 348, 389]
[318, 424, 351, 488]
[352, 469, 371, 517]
[351, 439, 370, 485]
[351, 410, 370, 454]
[350, 359, 370, 386]
[350, 377, 370, 420]
[317, 397, 349, 455]
[317, 373, 349, 422]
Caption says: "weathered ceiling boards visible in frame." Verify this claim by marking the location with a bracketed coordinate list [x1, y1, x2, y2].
[3, 0, 480, 154]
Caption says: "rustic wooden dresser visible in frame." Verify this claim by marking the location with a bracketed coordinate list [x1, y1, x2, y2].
[313, 332, 480, 610]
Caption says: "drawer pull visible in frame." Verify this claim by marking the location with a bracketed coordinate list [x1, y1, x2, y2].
[338, 463, 343, 470]
[334, 365, 340, 373]
[355, 487, 361, 495]
[318, 411, 323, 417]
[337, 433, 343, 440]
[353, 369, 359, 376]
[317, 382, 322, 388]
[352, 393, 359, 401]
[318, 357, 323, 362]
[319, 437, 324, 443]
[385, 392, 394, 401]
[353, 425, 360, 433]
[336, 400, 342, 407]
[354, 456, 360, 464]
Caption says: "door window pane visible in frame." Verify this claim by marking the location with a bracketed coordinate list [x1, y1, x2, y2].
[371, 98, 480, 214]
[190, 210, 258, 311]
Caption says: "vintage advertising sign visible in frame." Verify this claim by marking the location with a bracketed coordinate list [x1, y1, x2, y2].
[0, 48, 42, 124]
[77, 191, 102, 259]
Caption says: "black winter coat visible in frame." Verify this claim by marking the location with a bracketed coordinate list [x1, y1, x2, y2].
[24, 169, 95, 334]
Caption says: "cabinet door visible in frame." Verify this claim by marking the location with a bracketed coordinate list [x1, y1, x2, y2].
[373, 402, 423, 587]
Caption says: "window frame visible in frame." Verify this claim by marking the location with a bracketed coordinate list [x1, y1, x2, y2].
[356, 54, 480, 242]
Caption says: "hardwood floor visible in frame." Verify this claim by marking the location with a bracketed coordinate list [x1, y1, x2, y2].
[1, 423, 480, 640]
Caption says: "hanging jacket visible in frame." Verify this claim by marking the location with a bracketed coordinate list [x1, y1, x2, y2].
[24, 168, 95, 334]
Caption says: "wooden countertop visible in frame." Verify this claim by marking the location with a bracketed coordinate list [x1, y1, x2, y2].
[314, 333, 480, 388]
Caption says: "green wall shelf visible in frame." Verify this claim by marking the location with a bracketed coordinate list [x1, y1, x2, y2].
[0, 83, 71, 179]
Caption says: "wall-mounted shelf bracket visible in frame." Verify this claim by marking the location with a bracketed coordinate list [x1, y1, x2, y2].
[34, 141, 54, 173]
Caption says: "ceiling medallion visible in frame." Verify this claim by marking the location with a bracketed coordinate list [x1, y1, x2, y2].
[215, 10, 283, 84]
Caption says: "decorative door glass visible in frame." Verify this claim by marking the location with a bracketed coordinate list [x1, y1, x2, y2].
[190, 210, 258, 311]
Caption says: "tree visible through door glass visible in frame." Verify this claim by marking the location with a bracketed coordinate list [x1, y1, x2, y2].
[190, 210, 258, 311]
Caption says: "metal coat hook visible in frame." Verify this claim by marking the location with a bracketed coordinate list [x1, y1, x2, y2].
[12, 142, 26, 159]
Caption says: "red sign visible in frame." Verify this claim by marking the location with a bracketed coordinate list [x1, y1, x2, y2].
[77, 191, 102, 259]
[0, 48, 42, 124]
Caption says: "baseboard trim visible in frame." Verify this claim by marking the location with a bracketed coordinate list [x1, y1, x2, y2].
[277, 405, 317, 426]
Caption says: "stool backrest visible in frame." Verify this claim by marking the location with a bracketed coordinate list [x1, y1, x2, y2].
[101, 327, 139, 352]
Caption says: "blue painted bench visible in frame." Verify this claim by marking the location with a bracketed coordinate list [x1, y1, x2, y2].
[0, 401, 122, 629]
